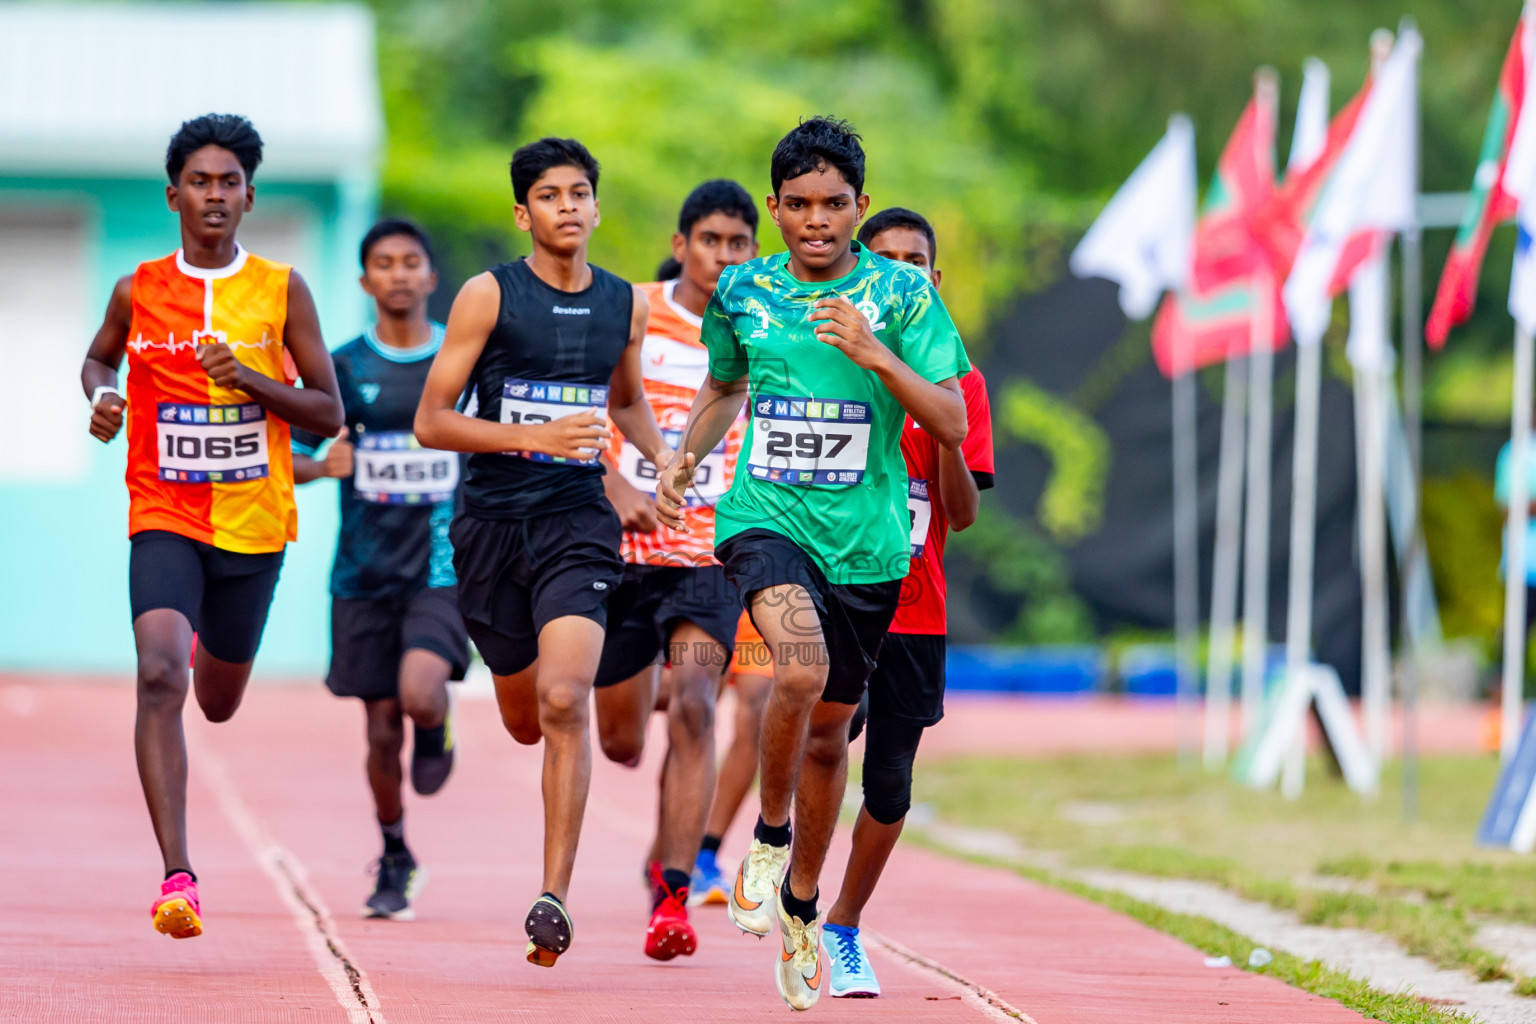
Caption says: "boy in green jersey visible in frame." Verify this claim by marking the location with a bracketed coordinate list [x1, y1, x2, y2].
[656, 117, 969, 1011]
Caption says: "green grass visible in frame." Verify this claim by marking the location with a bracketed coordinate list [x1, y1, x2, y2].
[912, 753, 1531, 987]
[915, 838, 1474, 1024]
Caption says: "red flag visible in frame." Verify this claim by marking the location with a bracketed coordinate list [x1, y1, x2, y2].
[1252, 77, 1374, 282]
[1152, 84, 1283, 376]
[1426, 13, 1528, 348]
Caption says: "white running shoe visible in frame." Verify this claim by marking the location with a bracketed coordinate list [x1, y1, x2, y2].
[774, 899, 825, 1011]
[726, 838, 790, 937]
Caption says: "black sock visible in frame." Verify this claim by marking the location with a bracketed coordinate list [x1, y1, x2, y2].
[780, 879, 818, 923]
[754, 815, 791, 848]
[165, 868, 197, 883]
[700, 834, 723, 855]
[662, 868, 690, 897]
[380, 816, 409, 857]
[414, 722, 446, 757]
[540, 891, 563, 906]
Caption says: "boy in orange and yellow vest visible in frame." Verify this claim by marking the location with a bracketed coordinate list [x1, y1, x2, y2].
[81, 114, 344, 940]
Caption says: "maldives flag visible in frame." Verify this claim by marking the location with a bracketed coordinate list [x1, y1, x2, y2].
[1252, 75, 1374, 282]
[1151, 83, 1286, 376]
[1426, 7, 1529, 348]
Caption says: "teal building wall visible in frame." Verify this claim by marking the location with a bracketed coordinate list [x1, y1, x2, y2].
[0, 174, 376, 676]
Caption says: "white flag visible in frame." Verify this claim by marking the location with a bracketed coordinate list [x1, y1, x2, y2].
[1284, 29, 1421, 346]
[1289, 59, 1331, 172]
[1070, 115, 1196, 321]
[1505, 4, 1536, 334]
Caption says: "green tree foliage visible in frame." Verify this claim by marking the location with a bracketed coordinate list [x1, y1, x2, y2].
[367, 0, 1533, 648]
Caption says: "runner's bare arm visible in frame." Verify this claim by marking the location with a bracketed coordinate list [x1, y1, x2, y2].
[810, 296, 965, 446]
[193, 271, 344, 436]
[655, 373, 747, 530]
[81, 275, 134, 443]
[607, 286, 670, 467]
[936, 443, 980, 531]
[600, 452, 659, 532]
[415, 272, 609, 459]
[292, 427, 352, 484]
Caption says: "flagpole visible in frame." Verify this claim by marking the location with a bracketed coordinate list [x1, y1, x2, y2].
[1281, 336, 1322, 798]
[1205, 351, 1247, 768]
[1502, 323, 1534, 762]
[1399, 13, 1425, 819]
[1352, 253, 1393, 770]
[1242, 270, 1275, 738]
[1173, 335, 1202, 772]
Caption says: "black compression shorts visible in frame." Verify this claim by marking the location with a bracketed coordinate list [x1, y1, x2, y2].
[128, 529, 284, 664]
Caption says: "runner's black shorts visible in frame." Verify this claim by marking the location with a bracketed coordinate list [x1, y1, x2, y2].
[326, 586, 470, 701]
[450, 501, 624, 677]
[716, 528, 901, 706]
[593, 562, 740, 687]
[868, 632, 947, 727]
[128, 529, 284, 664]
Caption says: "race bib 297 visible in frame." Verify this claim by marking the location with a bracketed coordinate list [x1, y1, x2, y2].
[155, 402, 268, 483]
[745, 394, 870, 487]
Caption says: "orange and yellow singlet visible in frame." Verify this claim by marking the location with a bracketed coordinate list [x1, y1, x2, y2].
[124, 247, 297, 553]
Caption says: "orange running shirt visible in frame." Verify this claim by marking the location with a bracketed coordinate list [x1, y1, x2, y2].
[611, 280, 747, 566]
[123, 247, 297, 554]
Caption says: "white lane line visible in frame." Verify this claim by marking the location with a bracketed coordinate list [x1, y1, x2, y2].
[866, 929, 1039, 1024]
[198, 744, 388, 1024]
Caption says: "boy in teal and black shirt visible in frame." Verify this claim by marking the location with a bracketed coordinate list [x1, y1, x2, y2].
[656, 117, 969, 1011]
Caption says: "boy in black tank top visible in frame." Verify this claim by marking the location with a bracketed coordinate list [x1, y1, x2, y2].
[416, 138, 670, 968]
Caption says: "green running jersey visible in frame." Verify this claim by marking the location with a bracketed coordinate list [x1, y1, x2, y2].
[702, 243, 970, 584]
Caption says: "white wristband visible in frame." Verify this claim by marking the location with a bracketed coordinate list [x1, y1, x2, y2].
[91, 385, 124, 409]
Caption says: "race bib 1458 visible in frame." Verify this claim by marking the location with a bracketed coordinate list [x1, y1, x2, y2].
[156, 402, 268, 483]
[745, 394, 871, 487]
[354, 431, 458, 505]
[500, 378, 609, 465]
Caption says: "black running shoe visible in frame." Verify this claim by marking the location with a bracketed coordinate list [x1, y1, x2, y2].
[525, 894, 573, 967]
[411, 712, 455, 796]
[363, 852, 423, 921]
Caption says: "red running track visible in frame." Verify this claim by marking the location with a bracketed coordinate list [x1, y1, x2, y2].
[0, 677, 1367, 1023]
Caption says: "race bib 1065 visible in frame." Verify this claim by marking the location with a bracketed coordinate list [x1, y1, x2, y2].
[908, 478, 932, 558]
[618, 428, 730, 506]
[745, 394, 871, 487]
[354, 431, 459, 505]
[156, 402, 268, 483]
[500, 378, 609, 465]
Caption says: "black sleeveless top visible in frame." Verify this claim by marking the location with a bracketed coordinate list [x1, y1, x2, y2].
[462, 259, 634, 519]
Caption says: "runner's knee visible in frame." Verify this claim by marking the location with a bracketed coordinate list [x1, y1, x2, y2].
[668, 674, 716, 744]
[805, 710, 854, 767]
[366, 709, 405, 760]
[597, 718, 643, 765]
[399, 686, 439, 725]
[136, 651, 188, 710]
[538, 678, 590, 733]
[862, 718, 925, 825]
[773, 659, 828, 703]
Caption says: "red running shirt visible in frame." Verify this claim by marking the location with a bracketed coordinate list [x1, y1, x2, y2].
[891, 367, 994, 635]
